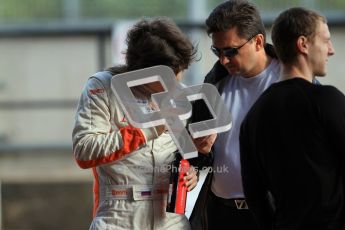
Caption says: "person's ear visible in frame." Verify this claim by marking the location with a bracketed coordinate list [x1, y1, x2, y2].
[254, 34, 265, 51]
[296, 36, 308, 54]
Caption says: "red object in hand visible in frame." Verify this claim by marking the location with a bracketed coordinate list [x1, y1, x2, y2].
[175, 159, 190, 214]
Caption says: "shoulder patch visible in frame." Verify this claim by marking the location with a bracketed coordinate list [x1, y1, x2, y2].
[89, 88, 105, 94]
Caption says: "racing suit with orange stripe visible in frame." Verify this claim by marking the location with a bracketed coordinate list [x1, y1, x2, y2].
[72, 71, 190, 230]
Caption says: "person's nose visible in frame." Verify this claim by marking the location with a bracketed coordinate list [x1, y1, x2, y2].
[219, 54, 230, 66]
[328, 40, 335, 56]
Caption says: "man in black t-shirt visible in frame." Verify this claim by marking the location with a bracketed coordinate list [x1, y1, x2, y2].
[240, 7, 345, 230]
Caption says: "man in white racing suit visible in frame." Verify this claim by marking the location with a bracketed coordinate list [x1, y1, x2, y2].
[72, 17, 197, 230]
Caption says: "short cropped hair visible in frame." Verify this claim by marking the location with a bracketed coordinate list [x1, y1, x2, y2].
[271, 7, 326, 64]
[205, 0, 266, 41]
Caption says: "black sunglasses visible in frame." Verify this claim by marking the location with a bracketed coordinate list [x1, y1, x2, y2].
[211, 35, 256, 58]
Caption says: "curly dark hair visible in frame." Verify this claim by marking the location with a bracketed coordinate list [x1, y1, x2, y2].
[108, 17, 196, 75]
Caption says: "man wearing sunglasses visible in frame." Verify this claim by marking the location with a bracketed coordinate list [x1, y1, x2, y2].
[190, 0, 280, 229]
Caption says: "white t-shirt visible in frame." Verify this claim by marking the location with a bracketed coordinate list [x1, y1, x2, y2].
[211, 58, 281, 199]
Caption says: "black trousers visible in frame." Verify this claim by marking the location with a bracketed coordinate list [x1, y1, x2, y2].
[206, 191, 260, 230]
